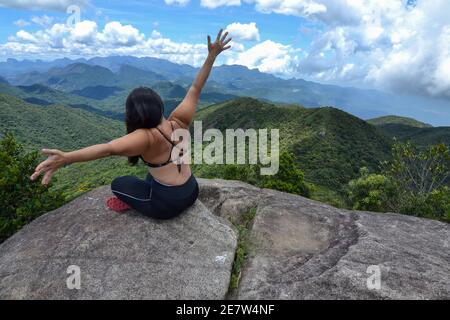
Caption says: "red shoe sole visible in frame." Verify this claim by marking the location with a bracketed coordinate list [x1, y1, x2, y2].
[106, 196, 131, 212]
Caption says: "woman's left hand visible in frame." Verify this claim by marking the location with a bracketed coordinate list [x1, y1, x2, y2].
[208, 29, 232, 58]
[30, 149, 67, 186]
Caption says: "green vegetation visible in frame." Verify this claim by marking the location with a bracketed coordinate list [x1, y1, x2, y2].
[0, 133, 64, 242]
[368, 115, 433, 128]
[52, 157, 147, 202]
[194, 97, 391, 191]
[229, 207, 257, 290]
[369, 115, 450, 148]
[0, 93, 144, 201]
[374, 124, 450, 148]
[347, 142, 450, 221]
[0, 93, 124, 151]
[193, 151, 310, 197]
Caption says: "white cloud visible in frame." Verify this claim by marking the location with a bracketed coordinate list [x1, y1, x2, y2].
[14, 30, 38, 43]
[249, 0, 450, 99]
[201, 0, 241, 9]
[164, 0, 190, 6]
[31, 15, 54, 27]
[151, 30, 162, 39]
[226, 40, 300, 76]
[0, 20, 207, 67]
[71, 20, 98, 44]
[0, 0, 89, 11]
[225, 22, 260, 41]
[245, 0, 326, 17]
[13, 19, 30, 27]
[97, 21, 145, 46]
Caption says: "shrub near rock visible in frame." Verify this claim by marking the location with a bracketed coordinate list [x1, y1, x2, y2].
[0, 133, 64, 242]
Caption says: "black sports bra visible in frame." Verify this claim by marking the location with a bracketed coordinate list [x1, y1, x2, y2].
[140, 121, 184, 173]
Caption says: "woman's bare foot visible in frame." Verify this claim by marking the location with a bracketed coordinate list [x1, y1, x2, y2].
[106, 196, 131, 212]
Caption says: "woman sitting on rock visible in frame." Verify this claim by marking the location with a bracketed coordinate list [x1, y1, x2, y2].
[30, 29, 232, 219]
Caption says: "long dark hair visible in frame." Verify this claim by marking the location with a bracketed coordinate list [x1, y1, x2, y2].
[125, 87, 164, 165]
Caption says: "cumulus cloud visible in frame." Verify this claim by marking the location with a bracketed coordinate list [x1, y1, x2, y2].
[13, 30, 38, 43]
[226, 40, 300, 76]
[0, 20, 207, 66]
[0, 0, 89, 11]
[232, 0, 449, 99]
[225, 22, 260, 41]
[293, 0, 450, 99]
[164, 0, 190, 6]
[97, 21, 145, 46]
[201, 0, 241, 9]
[245, 0, 326, 17]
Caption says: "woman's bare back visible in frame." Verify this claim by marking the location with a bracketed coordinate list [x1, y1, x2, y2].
[141, 119, 192, 186]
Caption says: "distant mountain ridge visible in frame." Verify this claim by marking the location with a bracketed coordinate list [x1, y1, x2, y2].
[71, 85, 124, 100]
[368, 115, 450, 147]
[368, 115, 433, 128]
[1, 56, 449, 126]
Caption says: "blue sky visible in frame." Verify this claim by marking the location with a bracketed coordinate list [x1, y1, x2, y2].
[0, 0, 448, 102]
[0, 1, 314, 48]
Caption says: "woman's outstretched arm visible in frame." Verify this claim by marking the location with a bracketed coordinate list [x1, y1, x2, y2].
[30, 129, 150, 185]
[170, 29, 232, 128]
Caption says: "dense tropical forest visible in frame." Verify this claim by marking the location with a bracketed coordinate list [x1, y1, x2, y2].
[1, 57, 449, 242]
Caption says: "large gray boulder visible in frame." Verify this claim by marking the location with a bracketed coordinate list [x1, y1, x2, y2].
[0, 179, 449, 300]
[197, 179, 450, 300]
[0, 186, 237, 299]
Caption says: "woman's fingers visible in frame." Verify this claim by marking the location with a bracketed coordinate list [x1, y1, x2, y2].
[221, 31, 228, 42]
[30, 165, 50, 182]
[207, 35, 211, 46]
[223, 45, 231, 51]
[216, 29, 223, 42]
[223, 37, 232, 46]
[42, 169, 54, 186]
[42, 148, 61, 156]
[30, 170, 41, 181]
[31, 163, 49, 180]
[35, 159, 50, 173]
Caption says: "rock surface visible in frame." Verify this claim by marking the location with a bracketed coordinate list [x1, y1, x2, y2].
[0, 179, 449, 300]
[198, 179, 450, 300]
[0, 186, 237, 299]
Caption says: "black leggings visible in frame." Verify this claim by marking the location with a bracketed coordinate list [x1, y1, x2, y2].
[111, 173, 199, 219]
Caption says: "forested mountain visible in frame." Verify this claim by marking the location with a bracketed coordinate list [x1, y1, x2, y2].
[373, 124, 450, 147]
[0, 93, 123, 150]
[368, 115, 450, 147]
[194, 97, 392, 189]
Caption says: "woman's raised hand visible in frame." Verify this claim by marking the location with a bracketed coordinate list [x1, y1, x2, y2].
[208, 29, 232, 58]
[30, 149, 67, 186]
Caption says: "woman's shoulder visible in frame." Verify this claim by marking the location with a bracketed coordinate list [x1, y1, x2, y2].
[168, 116, 190, 130]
